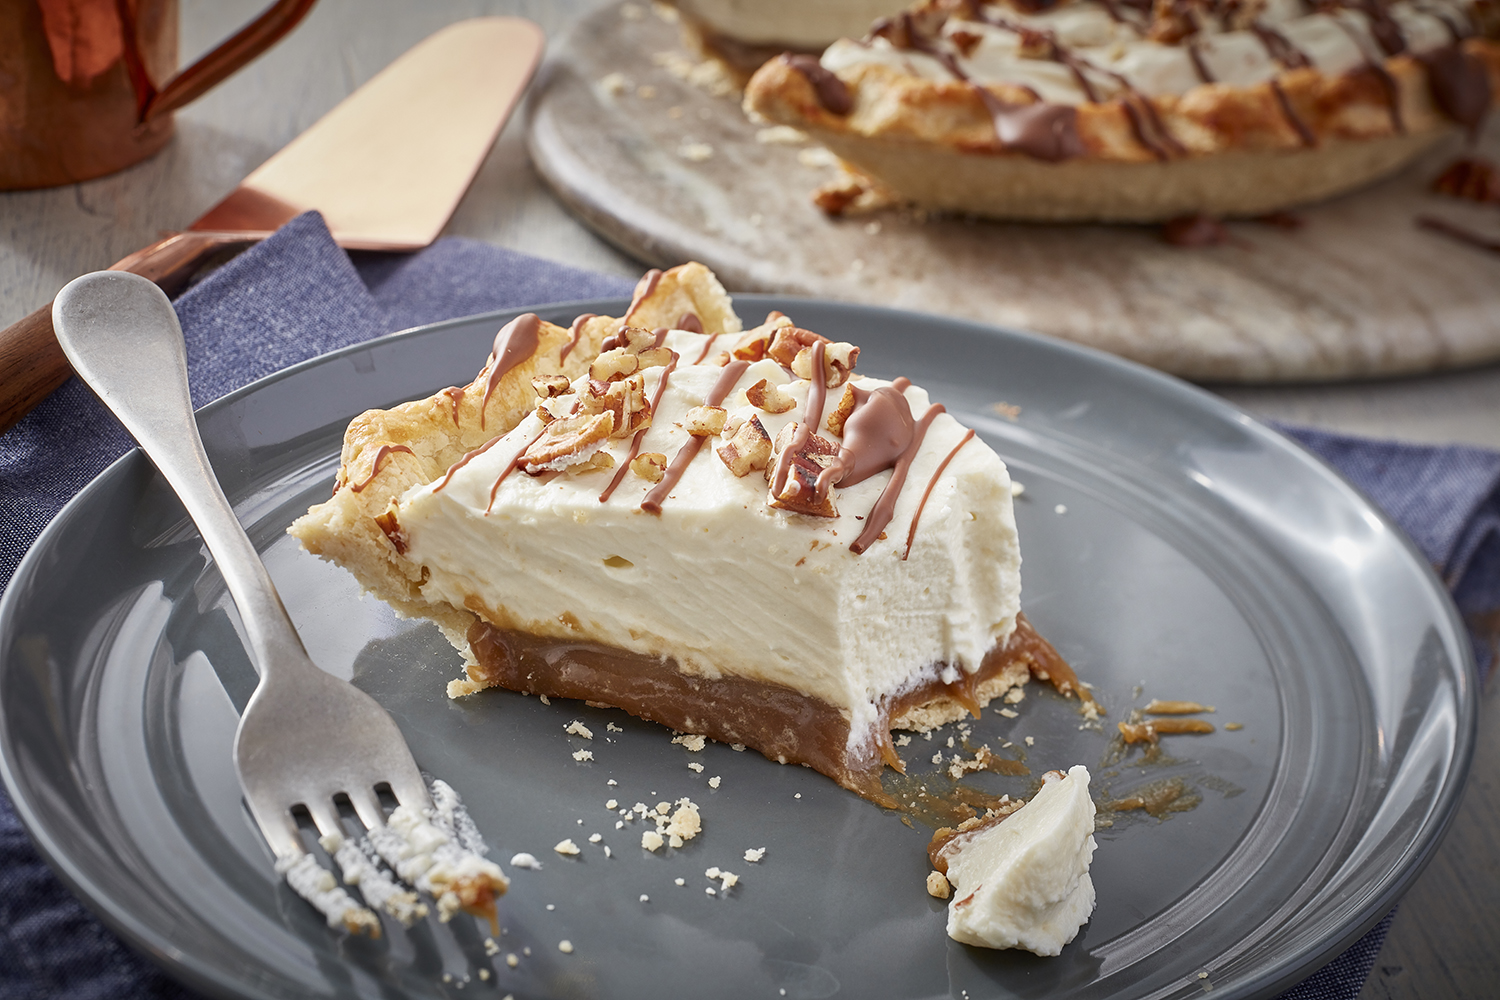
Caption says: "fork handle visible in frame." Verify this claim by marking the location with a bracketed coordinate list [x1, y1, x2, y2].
[51, 272, 307, 677]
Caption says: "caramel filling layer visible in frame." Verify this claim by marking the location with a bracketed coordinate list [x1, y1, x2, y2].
[465, 611, 1080, 804]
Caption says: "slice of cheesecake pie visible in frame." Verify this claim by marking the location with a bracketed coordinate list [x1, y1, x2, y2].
[289, 263, 1089, 802]
[743, 0, 1500, 221]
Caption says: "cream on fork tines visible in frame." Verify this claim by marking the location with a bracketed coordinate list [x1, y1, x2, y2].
[49, 270, 507, 935]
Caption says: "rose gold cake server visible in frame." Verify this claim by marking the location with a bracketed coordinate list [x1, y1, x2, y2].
[0, 16, 544, 436]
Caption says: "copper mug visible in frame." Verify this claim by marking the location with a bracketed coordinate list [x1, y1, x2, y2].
[0, 0, 316, 190]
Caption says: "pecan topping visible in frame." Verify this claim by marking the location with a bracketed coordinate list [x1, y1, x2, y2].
[591, 347, 639, 383]
[374, 503, 408, 554]
[520, 412, 614, 474]
[766, 422, 839, 517]
[632, 452, 668, 482]
[732, 311, 794, 362]
[767, 327, 828, 368]
[791, 341, 858, 388]
[532, 374, 572, 398]
[580, 374, 652, 439]
[745, 378, 795, 414]
[535, 404, 556, 426]
[683, 405, 727, 437]
[826, 383, 857, 436]
[716, 416, 771, 477]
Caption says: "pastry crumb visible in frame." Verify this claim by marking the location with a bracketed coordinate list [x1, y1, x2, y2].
[927, 870, 951, 898]
[640, 894, 650, 902]
[558, 940, 574, 954]
[566, 720, 594, 739]
[798, 147, 840, 169]
[572, 749, 593, 762]
[554, 839, 580, 856]
[688, 762, 705, 773]
[606, 798, 618, 809]
[999, 708, 1018, 718]
[744, 847, 765, 862]
[607, 779, 618, 785]
[538, 694, 551, 705]
[588, 833, 602, 843]
[1025, 736, 1035, 746]
[506, 954, 518, 968]
[756, 125, 808, 145]
[607, 723, 624, 732]
[642, 830, 665, 852]
[1226, 722, 1244, 731]
[895, 734, 911, 746]
[708, 776, 721, 788]
[675, 877, 686, 886]
[673, 733, 707, 751]
[510, 852, 542, 870]
[731, 743, 746, 752]
[484, 938, 500, 956]
[1054, 504, 1068, 514]
[678, 142, 713, 162]
[706, 886, 717, 895]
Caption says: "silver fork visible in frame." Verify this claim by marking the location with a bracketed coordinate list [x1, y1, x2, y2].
[52, 271, 430, 866]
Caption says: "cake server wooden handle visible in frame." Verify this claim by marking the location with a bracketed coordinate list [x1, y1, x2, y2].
[0, 231, 261, 436]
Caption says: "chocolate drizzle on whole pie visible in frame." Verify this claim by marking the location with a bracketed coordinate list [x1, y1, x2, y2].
[876, 12, 1084, 161]
[781, 53, 855, 114]
[1418, 44, 1493, 139]
[480, 313, 542, 430]
[350, 444, 415, 493]
[643, 360, 751, 513]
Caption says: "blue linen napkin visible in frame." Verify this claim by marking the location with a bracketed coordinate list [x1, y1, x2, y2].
[0, 212, 1495, 999]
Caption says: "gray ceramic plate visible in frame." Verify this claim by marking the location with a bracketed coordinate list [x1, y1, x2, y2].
[0, 299, 1476, 1000]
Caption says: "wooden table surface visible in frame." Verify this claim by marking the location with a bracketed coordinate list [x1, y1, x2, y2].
[1, 1, 1495, 996]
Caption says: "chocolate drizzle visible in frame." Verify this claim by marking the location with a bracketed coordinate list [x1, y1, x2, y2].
[1350, 0, 1408, 56]
[642, 360, 751, 513]
[624, 269, 662, 322]
[599, 353, 680, 503]
[443, 386, 465, 425]
[781, 53, 854, 114]
[771, 341, 830, 502]
[1331, 17, 1405, 132]
[1418, 45, 1493, 140]
[435, 434, 506, 493]
[881, 12, 1084, 161]
[1187, 40, 1216, 83]
[1251, 21, 1312, 69]
[904, 430, 974, 560]
[692, 333, 722, 365]
[850, 403, 945, 555]
[677, 311, 704, 334]
[350, 445, 415, 493]
[816, 380, 916, 500]
[1270, 78, 1318, 146]
[480, 313, 543, 430]
[559, 313, 596, 364]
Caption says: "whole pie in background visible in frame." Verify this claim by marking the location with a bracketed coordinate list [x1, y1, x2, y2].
[743, 0, 1500, 220]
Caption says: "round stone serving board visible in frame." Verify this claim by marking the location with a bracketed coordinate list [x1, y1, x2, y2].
[529, 2, 1500, 384]
[0, 296, 1474, 1000]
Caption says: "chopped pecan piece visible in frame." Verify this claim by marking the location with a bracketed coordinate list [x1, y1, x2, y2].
[520, 412, 614, 474]
[683, 405, 727, 437]
[716, 416, 771, 477]
[374, 503, 408, 554]
[767, 422, 839, 518]
[535, 404, 556, 426]
[826, 383, 857, 436]
[632, 452, 668, 482]
[767, 326, 828, 368]
[591, 347, 639, 382]
[634, 346, 674, 370]
[745, 378, 795, 414]
[791, 341, 859, 387]
[532, 374, 572, 398]
[580, 374, 652, 438]
[732, 311, 794, 362]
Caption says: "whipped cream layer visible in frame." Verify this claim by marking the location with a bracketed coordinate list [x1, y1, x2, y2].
[944, 765, 1097, 955]
[676, 0, 909, 47]
[397, 329, 1021, 750]
[821, 0, 1474, 103]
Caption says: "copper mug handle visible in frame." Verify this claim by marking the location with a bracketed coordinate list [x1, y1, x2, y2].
[129, 0, 318, 123]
